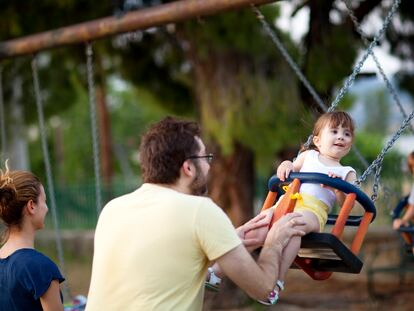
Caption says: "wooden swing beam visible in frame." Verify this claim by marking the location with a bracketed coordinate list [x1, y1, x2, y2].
[0, 0, 278, 60]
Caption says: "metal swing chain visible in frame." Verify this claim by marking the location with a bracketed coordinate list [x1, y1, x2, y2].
[85, 42, 103, 216]
[251, 5, 327, 113]
[356, 107, 414, 187]
[0, 66, 7, 161]
[371, 159, 383, 202]
[343, 0, 414, 134]
[31, 56, 70, 300]
[252, 5, 369, 168]
[329, 0, 401, 112]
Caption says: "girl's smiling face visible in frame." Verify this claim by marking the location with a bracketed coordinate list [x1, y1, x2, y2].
[313, 123, 353, 161]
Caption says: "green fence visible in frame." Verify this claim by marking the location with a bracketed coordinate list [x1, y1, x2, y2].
[44, 180, 139, 229]
[43, 176, 405, 231]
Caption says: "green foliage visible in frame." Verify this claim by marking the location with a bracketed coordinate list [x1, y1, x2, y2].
[360, 89, 390, 135]
[343, 131, 404, 180]
[29, 72, 174, 184]
[199, 62, 313, 174]
[111, 31, 195, 115]
[108, 77, 177, 178]
[307, 26, 359, 92]
[182, 6, 284, 59]
[0, 0, 114, 40]
[179, 4, 311, 175]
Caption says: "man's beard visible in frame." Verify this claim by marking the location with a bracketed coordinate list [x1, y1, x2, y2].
[189, 163, 208, 196]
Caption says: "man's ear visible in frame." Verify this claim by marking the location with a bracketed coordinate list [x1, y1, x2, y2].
[182, 160, 194, 177]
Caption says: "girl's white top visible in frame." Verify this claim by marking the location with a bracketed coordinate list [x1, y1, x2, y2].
[299, 150, 356, 210]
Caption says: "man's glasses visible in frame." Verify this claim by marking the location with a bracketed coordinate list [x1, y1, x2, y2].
[187, 153, 214, 164]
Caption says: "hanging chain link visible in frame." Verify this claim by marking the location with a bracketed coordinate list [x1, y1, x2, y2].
[86, 42, 103, 217]
[356, 108, 414, 187]
[330, 0, 401, 110]
[371, 159, 383, 201]
[0, 66, 7, 161]
[31, 56, 70, 300]
[252, 5, 369, 167]
[251, 5, 327, 112]
[343, 0, 414, 134]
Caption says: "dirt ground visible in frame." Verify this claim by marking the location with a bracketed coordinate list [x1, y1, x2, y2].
[273, 270, 413, 311]
[204, 237, 414, 311]
[204, 269, 414, 311]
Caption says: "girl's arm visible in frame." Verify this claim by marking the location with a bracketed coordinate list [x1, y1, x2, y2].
[393, 204, 414, 229]
[330, 170, 357, 206]
[40, 280, 64, 311]
[276, 151, 307, 181]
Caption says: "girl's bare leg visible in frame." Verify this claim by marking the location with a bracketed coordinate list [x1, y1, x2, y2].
[278, 210, 320, 283]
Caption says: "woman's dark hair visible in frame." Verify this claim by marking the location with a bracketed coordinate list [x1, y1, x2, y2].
[0, 161, 41, 229]
[139, 116, 201, 184]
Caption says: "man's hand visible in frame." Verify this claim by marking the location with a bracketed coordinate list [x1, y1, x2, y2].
[264, 213, 306, 250]
[237, 211, 273, 251]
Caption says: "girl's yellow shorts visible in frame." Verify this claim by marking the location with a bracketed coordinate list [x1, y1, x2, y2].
[293, 193, 329, 232]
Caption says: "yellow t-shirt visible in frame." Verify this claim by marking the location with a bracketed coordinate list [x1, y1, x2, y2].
[85, 183, 241, 311]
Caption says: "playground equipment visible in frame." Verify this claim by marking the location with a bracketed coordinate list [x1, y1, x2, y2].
[262, 172, 376, 280]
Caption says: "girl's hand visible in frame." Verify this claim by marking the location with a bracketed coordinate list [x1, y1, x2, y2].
[321, 172, 341, 190]
[277, 161, 294, 181]
[393, 218, 408, 230]
[327, 172, 340, 179]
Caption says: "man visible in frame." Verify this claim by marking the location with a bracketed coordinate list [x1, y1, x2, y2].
[85, 116, 305, 310]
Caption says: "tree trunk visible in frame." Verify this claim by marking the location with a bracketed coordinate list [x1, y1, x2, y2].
[302, 0, 334, 113]
[189, 43, 256, 310]
[208, 142, 254, 227]
[189, 50, 256, 227]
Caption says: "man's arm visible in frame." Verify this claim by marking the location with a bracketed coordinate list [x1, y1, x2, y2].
[215, 213, 305, 301]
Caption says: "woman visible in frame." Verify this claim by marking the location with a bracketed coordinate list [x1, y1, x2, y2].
[0, 161, 64, 311]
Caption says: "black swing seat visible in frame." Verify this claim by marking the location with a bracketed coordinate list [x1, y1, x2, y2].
[397, 226, 414, 254]
[296, 232, 363, 274]
[397, 226, 414, 233]
[392, 196, 414, 254]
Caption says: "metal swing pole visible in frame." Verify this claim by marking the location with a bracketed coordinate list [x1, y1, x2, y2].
[31, 56, 71, 300]
[0, 0, 279, 60]
[85, 43, 103, 216]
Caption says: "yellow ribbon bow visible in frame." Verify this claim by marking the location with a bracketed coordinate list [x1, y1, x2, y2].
[290, 192, 303, 205]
